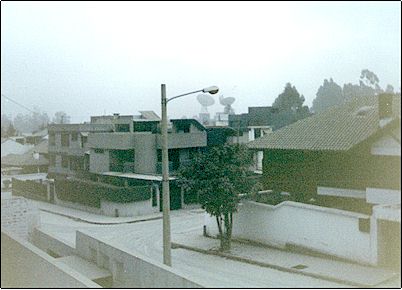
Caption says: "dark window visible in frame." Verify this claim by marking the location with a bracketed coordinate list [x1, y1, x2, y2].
[115, 124, 130, 132]
[94, 149, 104, 154]
[71, 132, 78, 141]
[61, 133, 70, 147]
[61, 155, 69, 168]
[254, 128, 261, 139]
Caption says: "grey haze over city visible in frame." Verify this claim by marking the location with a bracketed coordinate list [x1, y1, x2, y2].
[1, 1, 401, 123]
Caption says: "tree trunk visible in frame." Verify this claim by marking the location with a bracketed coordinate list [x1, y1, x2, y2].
[216, 215, 224, 248]
[221, 213, 231, 251]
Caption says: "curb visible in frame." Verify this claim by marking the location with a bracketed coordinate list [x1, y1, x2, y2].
[39, 208, 162, 225]
[171, 242, 395, 288]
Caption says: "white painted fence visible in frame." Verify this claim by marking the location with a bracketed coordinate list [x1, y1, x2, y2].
[205, 200, 375, 265]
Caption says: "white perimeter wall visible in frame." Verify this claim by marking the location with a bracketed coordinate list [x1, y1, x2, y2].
[75, 231, 203, 288]
[205, 201, 374, 265]
[1, 230, 100, 288]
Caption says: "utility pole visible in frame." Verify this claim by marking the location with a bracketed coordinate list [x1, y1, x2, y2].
[161, 84, 172, 266]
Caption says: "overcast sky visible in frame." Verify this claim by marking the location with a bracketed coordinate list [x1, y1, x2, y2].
[1, 1, 401, 122]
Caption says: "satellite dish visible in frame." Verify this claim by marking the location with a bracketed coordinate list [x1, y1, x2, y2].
[219, 95, 236, 114]
[197, 94, 215, 113]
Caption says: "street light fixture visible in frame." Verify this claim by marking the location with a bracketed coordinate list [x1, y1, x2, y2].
[161, 84, 219, 266]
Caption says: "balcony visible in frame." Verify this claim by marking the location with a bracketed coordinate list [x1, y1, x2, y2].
[88, 133, 136, 150]
[156, 132, 207, 149]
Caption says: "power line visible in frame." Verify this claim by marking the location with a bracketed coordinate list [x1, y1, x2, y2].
[1, 94, 37, 114]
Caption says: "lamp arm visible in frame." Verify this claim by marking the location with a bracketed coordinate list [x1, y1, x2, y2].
[166, 89, 204, 103]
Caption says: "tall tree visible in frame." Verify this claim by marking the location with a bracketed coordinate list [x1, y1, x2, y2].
[312, 78, 344, 113]
[271, 83, 311, 129]
[177, 144, 257, 251]
[273, 83, 305, 112]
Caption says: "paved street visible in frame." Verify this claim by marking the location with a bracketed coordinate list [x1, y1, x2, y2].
[38, 208, 351, 288]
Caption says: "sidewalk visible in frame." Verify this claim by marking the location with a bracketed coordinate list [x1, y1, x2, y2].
[32, 200, 163, 225]
[172, 231, 400, 288]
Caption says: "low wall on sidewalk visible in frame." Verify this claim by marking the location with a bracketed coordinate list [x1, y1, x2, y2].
[205, 200, 374, 265]
[75, 231, 204, 288]
[1, 230, 100, 288]
[32, 228, 76, 258]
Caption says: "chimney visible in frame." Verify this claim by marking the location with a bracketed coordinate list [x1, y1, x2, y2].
[378, 93, 393, 128]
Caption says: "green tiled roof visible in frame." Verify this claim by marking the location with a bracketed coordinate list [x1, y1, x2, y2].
[248, 95, 400, 151]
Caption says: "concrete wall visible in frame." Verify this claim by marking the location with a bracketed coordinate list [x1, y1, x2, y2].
[1, 230, 100, 288]
[156, 132, 207, 149]
[134, 133, 157, 174]
[32, 228, 77, 257]
[89, 149, 110, 173]
[205, 200, 374, 265]
[1, 197, 40, 240]
[54, 192, 102, 215]
[100, 199, 158, 217]
[366, 187, 401, 205]
[54, 191, 156, 217]
[75, 231, 203, 288]
[89, 132, 136, 149]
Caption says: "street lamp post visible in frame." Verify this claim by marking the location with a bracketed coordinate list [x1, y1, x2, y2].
[161, 84, 219, 266]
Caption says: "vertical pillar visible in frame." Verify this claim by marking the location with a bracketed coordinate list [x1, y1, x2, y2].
[161, 84, 172, 266]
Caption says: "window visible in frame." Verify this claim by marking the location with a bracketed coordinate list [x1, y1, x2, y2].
[94, 148, 104, 154]
[61, 133, 70, 147]
[115, 124, 130, 132]
[49, 133, 56, 146]
[71, 132, 78, 141]
[254, 128, 261, 139]
[61, 155, 69, 168]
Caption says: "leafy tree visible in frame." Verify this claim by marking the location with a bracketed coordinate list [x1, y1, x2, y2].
[312, 78, 344, 113]
[316, 69, 391, 111]
[53, 111, 71, 124]
[385, 84, 395, 94]
[13, 110, 49, 133]
[1, 114, 12, 137]
[177, 144, 257, 251]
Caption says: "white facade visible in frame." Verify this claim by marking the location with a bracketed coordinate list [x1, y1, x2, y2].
[248, 126, 272, 171]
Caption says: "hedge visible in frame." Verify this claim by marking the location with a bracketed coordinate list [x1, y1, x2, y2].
[55, 178, 150, 208]
[12, 178, 48, 201]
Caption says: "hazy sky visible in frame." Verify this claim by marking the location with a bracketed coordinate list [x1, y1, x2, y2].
[1, 1, 401, 122]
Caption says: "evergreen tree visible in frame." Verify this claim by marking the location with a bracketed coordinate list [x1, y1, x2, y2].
[312, 78, 344, 113]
